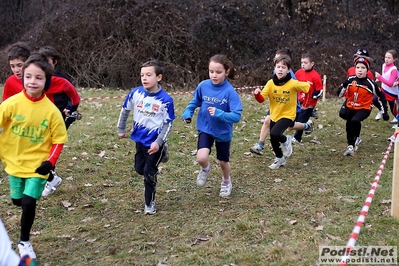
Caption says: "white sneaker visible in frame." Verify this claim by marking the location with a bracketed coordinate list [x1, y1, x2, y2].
[390, 117, 398, 124]
[280, 135, 293, 157]
[18, 241, 36, 259]
[196, 165, 210, 186]
[219, 181, 232, 197]
[343, 145, 354, 156]
[388, 135, 395, 142]
[41, 172, 62, 197]
[144, 201, 156, 215]
[250, 143, 264, 155]
[269, 157, 286, 169]
[375, 110, 384, 120]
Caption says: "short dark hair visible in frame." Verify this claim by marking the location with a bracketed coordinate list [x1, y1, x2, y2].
[275, 48, 292, 59]
[141, 60, 163, 76]
[302, 52, 315, 63]
[39, 46, 62, 62]
[23, 53, 54, 91]
[274, 55, 292, 69]
[7, 42, 31, 62]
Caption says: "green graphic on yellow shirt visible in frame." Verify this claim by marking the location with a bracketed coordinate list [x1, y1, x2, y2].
[11, 118, 49, 143]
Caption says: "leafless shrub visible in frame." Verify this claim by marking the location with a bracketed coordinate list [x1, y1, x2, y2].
[0, 0, 398, 94]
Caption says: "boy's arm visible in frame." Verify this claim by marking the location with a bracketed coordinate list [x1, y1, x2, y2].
[297, 81, 310, 94]
[63, 81, 81, 112]
[35, 144, 65, 175]
[254, 84, 268, 103]
[117, 108, 130, 135]
[312, 74, 324, 99]
[155, 121, 173, 146]
[337, 78, 351, 97]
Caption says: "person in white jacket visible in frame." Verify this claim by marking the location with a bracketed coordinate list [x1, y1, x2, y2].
[0, 219, 20, 266]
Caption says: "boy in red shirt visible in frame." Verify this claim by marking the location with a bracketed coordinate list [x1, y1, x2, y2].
[38, 46, 81, 197]
[293, 52, 323, 142]
[346, 49, 385, 121]
[2, 42, 31, 101]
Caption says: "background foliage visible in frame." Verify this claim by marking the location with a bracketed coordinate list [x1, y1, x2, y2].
[0, 0, 398, 93]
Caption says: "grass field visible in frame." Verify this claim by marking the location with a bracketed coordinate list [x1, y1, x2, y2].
[1, 87, 399, 265]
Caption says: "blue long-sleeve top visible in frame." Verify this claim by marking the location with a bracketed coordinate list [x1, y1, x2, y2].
[182, 79, 242, 142]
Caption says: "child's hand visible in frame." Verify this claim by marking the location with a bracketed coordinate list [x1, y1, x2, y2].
[118, 133, 127, 138]
[148, 142, 160, 155]
[183, 118, 192, 124]
[35, 161, 53, 175]
[208, 107, 216, 117]
[254, 88, 261, 95]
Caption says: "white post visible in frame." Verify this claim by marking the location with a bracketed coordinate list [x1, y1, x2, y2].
[391, 128, 399, 219]
[322, 75, 326, 102]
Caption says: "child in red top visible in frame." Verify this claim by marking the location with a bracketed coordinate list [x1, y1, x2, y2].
[293, 52, 323, 142]
[346, 49, 375, 79]
[40, 46, 81, 197]
[2, 42, 31, 101]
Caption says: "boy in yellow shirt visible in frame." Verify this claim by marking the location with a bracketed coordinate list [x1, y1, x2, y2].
[254, 55, 309, 169]
[0, 53, 67, 260]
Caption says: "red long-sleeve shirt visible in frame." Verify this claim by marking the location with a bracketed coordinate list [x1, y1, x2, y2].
[295, 68, 323, 108]
[2, 75, 23, 101]
[2, 75, 80, 111]
[45, 76, 80, 109]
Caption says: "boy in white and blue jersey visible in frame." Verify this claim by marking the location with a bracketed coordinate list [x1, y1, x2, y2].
[117, 60, 175, 215]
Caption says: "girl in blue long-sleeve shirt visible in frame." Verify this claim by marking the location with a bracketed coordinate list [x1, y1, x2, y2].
[182, 54, 242, 197]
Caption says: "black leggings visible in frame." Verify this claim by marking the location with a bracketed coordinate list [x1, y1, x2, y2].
[339, 104, 371, 146]
[12, 195, 37, 241]
[270, 118, 293, 158]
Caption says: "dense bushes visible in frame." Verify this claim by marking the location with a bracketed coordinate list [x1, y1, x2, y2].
[0, 0, 398, 95]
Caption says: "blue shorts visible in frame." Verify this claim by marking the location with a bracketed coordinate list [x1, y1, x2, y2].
[9, 175, 47, 200]
[197, 132, 230, 162]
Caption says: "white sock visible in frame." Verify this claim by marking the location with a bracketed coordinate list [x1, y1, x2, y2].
[202, 163, 210, 172]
